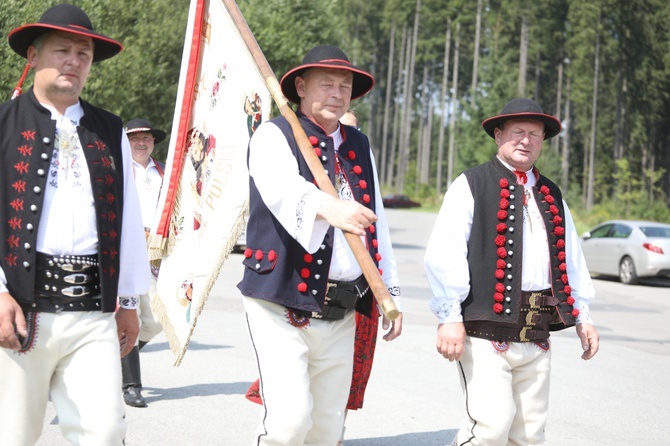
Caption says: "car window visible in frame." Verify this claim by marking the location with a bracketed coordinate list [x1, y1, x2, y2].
[611, 224, 632, 238]
[641, 226, 670, 238]
[589, 224, 613, 238]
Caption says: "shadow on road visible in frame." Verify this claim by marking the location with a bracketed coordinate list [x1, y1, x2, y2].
[346, 429, 456, 445]
[143, 381, 252, 402]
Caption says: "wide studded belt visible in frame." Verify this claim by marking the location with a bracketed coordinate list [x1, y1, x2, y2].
[27, 252, 102, 312]
[312, 275, 370, 321]
[465, 289, 558, 342]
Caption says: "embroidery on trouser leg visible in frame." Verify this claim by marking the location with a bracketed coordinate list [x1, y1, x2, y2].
[534, 340, 550, 352]
[286, 309, 310, 328]
[490, 340, 509, 354]
[18, 311, 39, 353]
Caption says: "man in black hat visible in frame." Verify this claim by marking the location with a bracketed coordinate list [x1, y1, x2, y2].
[121, 119, 167, 408]
[424, 98, 600, 445]
[0, 4, 149, 444]
[237, 44, 403, 445]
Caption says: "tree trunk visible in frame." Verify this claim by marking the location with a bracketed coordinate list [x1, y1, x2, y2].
[561, 77, 571, 192]
[380, 23, 396, 186]
[420, 65, 434, 185]
[470, 0, 482, 108]
[387, 25, 408, 189]
[435, 20, 452, 197]
[397, 0, 421, 194]
[533, 51, 542, 102]
[553, 55, 563, 153]
[586, 7, 601, 212]
[446, 23, 461, 188]
[517, 16, 529, 96]
[416, 64, 429, 187]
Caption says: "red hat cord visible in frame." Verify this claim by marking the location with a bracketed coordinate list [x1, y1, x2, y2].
[11, 62, 31, 100]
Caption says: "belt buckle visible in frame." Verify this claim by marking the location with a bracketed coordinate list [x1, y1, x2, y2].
[64, 273, 92, 284]
[525, 310, 539, 326]
[62, 286, 90, 297]
[61, 263, 89, 272]
[529, 292, 542, 309]
[520, 326, 530, 342]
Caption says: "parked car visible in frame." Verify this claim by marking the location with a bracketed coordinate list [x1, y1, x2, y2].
[382, 194, 421, 209]
[580, 220, 670, 284]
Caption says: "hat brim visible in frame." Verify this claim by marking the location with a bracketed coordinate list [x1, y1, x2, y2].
[482, 112, 561, 140]
[8, 24, 122, 62]
[280, 62, 374, 105]
[126, 127, 167, 144]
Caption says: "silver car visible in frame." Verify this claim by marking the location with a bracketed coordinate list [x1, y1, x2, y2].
[581, 220, 670, 284]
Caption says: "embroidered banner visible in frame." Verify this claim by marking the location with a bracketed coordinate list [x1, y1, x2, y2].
[149, 0, 270, 365]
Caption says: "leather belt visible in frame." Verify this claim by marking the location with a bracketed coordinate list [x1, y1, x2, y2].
[465, 289, 557, 342]
[312, 275, 370, 321]
[26, 252, 102, 313]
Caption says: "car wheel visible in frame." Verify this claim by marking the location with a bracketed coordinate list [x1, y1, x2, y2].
[619, 256, 639, 285]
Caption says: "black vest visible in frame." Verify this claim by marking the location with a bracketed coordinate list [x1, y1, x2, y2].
[462, 157, 577, 331]
[237, 113, 379, 315]
[0, 88, 124, 312]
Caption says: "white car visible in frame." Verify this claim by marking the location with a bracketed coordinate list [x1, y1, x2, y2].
[580, 220, 670, 284]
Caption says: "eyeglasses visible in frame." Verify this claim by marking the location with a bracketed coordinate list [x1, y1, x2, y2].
[509, 129, 544, 141]
[129, 135, 154, 144]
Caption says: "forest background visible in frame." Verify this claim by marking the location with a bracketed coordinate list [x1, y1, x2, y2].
[1, 0, 669, 231]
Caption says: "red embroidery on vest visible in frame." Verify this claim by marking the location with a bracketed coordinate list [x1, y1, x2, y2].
[106, 193, 115, 204]
[95, 140, 107, 151]
[4, 253, 18, 267]
[9, 199, 24, 211]
[108, 247, 118, 259]
[105, 174, 115, 185]
[14, 161, 29, 174]
[6, 235, 20, 249]
[21, 130, 36, 140]
[17, 145, 32, 156]
[8, 217, 22, 230]
[101, 157, 112, 169]
[12, 180, 27, 193]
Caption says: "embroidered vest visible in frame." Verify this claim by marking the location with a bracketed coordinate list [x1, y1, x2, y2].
[462, 157, 577, 331]
[0, 88, 125, 312]
[237, 113, 379, 315]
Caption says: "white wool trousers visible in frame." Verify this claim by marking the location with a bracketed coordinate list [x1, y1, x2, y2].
[0, 311, 126, 446]
[454, 336, 552, 446]
[243, 296, 355, 446]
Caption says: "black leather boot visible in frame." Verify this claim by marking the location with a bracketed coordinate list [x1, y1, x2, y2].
[121, 346, 147, 408]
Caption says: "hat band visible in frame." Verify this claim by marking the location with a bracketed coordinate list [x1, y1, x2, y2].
[319, 58, 352, 65]
[67, 24, 92, 31]
[126, 127, 152, 133]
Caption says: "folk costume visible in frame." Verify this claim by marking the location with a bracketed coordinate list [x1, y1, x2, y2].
[121, 119, 167, 407]
[0, 5, 149, 445]
[238, 45, 401, 446]
[425, 98, 595, 445]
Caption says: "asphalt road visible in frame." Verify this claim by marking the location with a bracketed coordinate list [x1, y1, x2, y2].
[38, 209, 670, 445]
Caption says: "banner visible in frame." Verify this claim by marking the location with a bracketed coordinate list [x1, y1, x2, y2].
[149, 0, 270, 365]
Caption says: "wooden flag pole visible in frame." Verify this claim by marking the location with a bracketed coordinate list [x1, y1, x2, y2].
[222, 0, 399, 321]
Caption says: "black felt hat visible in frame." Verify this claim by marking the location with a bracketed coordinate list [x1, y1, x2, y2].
[280, 45, 375, 104]
[125, 119, 166, 144]
[8, 4, 122, 62]
[482, 98, 561, 140]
